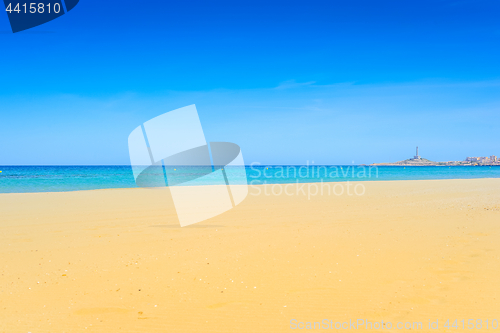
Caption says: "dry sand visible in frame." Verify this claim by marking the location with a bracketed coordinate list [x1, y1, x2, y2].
[1, 179, 500, 332]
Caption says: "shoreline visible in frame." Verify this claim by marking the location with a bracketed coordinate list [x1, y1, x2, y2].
[1, 176, 500, 195]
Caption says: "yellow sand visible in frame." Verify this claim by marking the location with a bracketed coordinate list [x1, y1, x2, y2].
[1, 179, 500, 332]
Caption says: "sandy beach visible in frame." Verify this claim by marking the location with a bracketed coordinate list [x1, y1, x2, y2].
[1, 178, 500, 332]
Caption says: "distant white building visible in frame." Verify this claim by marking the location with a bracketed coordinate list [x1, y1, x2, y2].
[465, 156, 497, 163]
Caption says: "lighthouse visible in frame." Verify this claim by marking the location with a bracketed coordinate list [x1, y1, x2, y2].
[414, 146, 420, 160]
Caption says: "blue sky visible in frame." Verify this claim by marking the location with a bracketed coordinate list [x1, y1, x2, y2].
[1, 0, 499, 165]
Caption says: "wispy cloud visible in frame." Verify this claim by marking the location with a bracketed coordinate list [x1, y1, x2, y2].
[273, 80, 317, 90]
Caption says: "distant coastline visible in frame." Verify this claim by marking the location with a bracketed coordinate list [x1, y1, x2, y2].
[371, 161, 500, 166]
[371, 147, 500, 166]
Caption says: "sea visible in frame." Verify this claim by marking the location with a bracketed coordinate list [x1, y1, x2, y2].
[1, 165, 500, 194]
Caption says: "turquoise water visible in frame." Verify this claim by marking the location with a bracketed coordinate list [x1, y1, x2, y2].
[0, 165, 500, 193]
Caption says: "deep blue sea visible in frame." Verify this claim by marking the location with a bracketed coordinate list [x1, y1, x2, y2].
[1, 165, 500, 193]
